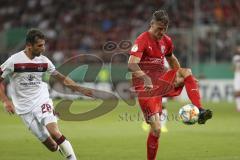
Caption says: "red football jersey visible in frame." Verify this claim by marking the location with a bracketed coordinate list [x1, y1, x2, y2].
[129, 31, 175, 92]
[130, 31, 174, 73]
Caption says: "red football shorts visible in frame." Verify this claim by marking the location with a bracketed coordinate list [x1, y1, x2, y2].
[134, 69, 184, 121]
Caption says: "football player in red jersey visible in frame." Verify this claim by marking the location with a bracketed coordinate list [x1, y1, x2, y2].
[128, 10, 212, 160]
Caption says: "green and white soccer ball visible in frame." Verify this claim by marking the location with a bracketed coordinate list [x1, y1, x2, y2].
[179, 104, 200, 125]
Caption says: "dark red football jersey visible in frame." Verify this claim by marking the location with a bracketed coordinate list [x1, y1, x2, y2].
[130, 31, 174, 73]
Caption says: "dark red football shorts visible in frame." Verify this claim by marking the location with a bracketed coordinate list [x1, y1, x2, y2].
[133, 69, 183, 121]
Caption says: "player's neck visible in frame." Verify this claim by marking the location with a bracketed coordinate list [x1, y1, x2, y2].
[24, 48, 35, 60]
[148, 30, 158, 41]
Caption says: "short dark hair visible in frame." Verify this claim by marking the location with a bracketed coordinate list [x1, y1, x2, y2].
[152, 10, 169, 25]
[26, 28, 45, 45]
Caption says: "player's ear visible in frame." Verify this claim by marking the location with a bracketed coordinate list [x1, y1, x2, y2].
[165, 25, 168, 32]
[150, 20, 154, 27]
[26, 42, 33, 49]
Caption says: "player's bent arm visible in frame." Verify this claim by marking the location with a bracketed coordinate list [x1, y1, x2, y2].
[165, 53, 181, 69]
[0, 78, 15, 114]
[128, 55, 145, 77]
[128, 55, 153, 89]
[0, 78, 10, 102]
[50, 71, 93, 97]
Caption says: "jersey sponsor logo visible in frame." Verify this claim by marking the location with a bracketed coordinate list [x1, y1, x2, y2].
[19, 81, 41, 86]
[131, 44, 138, 52]
[14, 63, 47, 72]
[27, 74, 35, 81]
[20, 74, 40, 86]
[145, 57, 163, 63]
[161, 45, 165, 53]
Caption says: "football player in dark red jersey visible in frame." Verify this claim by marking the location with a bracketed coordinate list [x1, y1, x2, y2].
[128, 10, 212, 160]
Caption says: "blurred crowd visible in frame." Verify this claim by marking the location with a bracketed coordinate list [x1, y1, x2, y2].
[0, 0, 239, 64]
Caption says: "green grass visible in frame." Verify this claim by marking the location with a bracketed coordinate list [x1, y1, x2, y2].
[0, 100, 240, 160]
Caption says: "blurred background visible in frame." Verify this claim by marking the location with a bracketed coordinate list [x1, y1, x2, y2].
[0, 0, 239, 102]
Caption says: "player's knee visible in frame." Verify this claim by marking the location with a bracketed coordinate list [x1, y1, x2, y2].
[150, 122, 161, 137]
[174, 76, 184, 87]
[152, 127, 161, 137]
[179, 68, 192, 78]
[180, 68, 192, 74]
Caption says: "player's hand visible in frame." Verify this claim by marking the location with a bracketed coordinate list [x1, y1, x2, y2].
[78, 87, 93, 97]
[82, 88, 93, 97]
[143, 75, 153, 91]
[3, 100, 15, 115]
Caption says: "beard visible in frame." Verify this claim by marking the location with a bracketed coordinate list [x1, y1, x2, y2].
[32, 51, 41, 57]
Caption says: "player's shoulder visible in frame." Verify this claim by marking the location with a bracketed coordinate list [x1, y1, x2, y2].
[161, 34, 174, 49]
[162, 34, 173, 43]
[233, 54, 240, 58]
[7, 50, 25, 61]
[11, 50, 24, 57]
[39, 54, 48, 59]
[37, 55, 51, 62]
[135, 31, 149, 41]
[233, 54, 240, 61]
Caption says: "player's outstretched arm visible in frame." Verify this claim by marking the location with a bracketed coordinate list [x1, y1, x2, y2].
[0, 78, 15, 114]
[50, 71, 93, 97]
[165, 53, 181, 69]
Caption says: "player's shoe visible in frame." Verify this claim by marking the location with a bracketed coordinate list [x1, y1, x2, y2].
[198, 108, 212, 124]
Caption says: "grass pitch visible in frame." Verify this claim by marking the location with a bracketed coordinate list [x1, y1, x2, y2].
[0, 100, 239, 160]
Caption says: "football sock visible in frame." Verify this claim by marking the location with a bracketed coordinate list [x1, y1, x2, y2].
[56, 135, 77, 160]
[236, 97, 240, 112]
[57, 146, 64, 156]
[147, 132, 159, 160]
[184, 75, 202, 109]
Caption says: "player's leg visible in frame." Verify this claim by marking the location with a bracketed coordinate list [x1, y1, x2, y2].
[147, 113, 161, 160]
[177, 68, 203, 108]
[138, 97, 162, 160]
[33, 101, 77, 160]
[20, 113, 59, 152]
[234, 91, 240, 112]
[176, 68, 212, 124]
[234, 73, 240, 112]
[161, 69, 212, 124]
[42, 137, 59, 152]
[45, 122, 77, 160]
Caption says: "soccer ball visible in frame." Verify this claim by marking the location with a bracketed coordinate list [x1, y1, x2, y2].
[179, 104, 199, 125]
